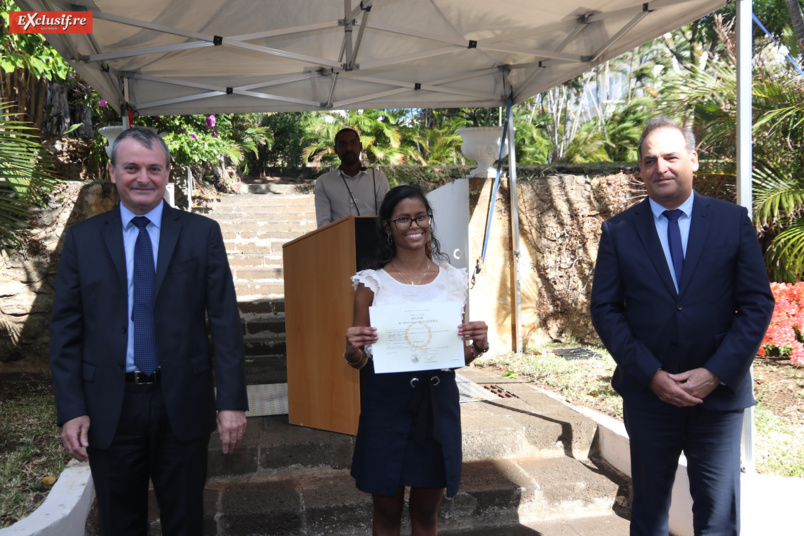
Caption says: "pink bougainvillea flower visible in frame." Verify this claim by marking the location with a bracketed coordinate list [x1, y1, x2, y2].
[760, 282, 804, 365]
[98, 100, 107, 107]
[190, 132, 197, 140]
[206, 115, 216, 128]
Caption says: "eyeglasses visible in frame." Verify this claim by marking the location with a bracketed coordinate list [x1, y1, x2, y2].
[390, 214, 432, 230]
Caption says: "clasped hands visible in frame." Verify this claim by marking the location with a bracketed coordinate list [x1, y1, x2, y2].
[649, 367, 721, 407]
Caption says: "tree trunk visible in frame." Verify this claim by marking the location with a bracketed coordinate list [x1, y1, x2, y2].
[785, 0, 804, 54]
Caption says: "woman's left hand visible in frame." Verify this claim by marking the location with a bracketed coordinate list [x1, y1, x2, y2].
[458, 320, 488, 349]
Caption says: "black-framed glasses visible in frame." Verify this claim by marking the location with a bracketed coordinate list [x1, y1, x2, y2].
[390, 214, 432, 230]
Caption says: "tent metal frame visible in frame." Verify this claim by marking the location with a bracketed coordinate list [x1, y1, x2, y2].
[49, 0, 724, 113]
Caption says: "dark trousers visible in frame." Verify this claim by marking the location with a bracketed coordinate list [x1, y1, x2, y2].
[88, 382, 210, 536]
[624, 402, 744, 536]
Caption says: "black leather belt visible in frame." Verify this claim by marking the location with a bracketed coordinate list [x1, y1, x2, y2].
[125, 370, 161, 384]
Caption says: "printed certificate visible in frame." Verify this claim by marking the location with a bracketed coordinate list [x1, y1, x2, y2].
[369, 301, 465, 373]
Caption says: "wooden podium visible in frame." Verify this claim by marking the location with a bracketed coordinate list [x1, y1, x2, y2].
[282, 216, 380, 435]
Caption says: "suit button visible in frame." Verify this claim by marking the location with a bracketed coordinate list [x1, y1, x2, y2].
[676, 304, 683, 311]
[671, 343, 679, 349]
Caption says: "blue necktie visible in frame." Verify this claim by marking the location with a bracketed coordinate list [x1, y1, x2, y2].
[132, 216, 158, 375]
[663, 209, 684, 291]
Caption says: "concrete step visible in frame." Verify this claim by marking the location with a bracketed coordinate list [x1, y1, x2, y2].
[241, 312, 285, 337]
[244, 355, 287, 385]
[243, 333, 286, 358]
[87, 382, 630, 536]
[223, 230, 309, 241]
[440, 514, 630, 535]
[216, 220, 316, 233]
[224, 240, 286, 255]
[235, 281, 285, 298]
[232, 266, 284, 282]
[209, 210, 315, 222]
[238, 298, 285, 316]
[237, 183, 314, 196]
[227, 253, 282, 268]
[196, 403, 627, 536]
[209, 368, 603, 479]
[197, 456, 626, 536]
[206, 191, 314, 206]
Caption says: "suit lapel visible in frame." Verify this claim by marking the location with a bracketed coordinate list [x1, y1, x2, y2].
[155, 202, 181, 297]
[633, 198, 678, 296]
[679, 192, 712, 296]
[102, 205, 128, 295]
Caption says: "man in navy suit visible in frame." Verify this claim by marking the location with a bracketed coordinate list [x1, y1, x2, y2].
[50, 127, 248, 535]
[590, 115, 774, 535]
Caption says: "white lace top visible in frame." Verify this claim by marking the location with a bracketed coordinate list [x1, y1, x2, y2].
[351, 263, 469, 309]
[351, 263, 469, 358]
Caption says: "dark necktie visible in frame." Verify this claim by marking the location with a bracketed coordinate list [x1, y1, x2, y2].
[663, 209, 684, 291]
[132, 216, 158, 375]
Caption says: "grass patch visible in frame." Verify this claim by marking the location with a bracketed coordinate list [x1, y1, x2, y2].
[478, 345, 623, 419]
[754, 405, 804, 477]
[475, 345, 804, 478]
[0, 372, 68, 528]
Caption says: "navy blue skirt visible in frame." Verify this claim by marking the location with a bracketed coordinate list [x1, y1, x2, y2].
[350, 360, 462, 497]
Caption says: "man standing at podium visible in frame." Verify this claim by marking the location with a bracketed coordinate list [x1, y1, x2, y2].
[315, 127, 390, 228]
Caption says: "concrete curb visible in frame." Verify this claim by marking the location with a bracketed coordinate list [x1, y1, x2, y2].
[543, 388, 803, 536]
[0, 460, 94, 536]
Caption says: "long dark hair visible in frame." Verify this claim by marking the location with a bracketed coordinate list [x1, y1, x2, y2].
[372, 185, 447, 269]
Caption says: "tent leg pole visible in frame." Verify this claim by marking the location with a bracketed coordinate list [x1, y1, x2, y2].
[507, 103, 522, 354]
[737, 0, 755, 475]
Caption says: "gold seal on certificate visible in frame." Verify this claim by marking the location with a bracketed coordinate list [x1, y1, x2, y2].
[369, 302, 465, 373]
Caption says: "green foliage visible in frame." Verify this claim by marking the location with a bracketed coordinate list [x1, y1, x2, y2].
[136, 113, 269, 185]
[0, 101, 59, 252]
[512, 107, 551, 165]
[665, 35, 804, 282]
[250, 112, 313, 168]
[301, 109, 420, 168]
[409, 110, 466, 165]
[0, 1, 72, 81]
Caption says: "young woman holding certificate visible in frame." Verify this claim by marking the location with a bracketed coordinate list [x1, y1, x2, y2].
[344, 185, 489, 536]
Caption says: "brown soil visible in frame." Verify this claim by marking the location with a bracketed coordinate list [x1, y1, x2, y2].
[752, 355, 804, 426]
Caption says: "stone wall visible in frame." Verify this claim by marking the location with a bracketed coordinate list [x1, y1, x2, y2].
[0, 181, 117, 366]
[465, 172, 644, 351]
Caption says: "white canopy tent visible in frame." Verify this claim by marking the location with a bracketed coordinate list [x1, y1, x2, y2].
[17, 0, 730, 115]
[19, 0, 760, 478]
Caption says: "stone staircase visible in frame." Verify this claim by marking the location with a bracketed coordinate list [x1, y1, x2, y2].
[201, 181, 317, 386]
[141, 180, 633, 535]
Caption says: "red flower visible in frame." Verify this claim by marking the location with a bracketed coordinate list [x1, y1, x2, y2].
[760, 282, 804, 365]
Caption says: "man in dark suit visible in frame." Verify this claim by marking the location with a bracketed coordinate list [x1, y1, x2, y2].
[50, 127, 248, 535]
[590, 115, 774, 536]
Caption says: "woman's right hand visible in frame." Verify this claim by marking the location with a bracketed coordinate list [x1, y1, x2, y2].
[346, 326, 378, 352]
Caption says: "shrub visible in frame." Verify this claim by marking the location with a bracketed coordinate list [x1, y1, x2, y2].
[758, 282, 804, 365]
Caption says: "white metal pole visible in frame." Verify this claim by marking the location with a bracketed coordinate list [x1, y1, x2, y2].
[736, 0, 755, 474]
[507, 107, 523, 353]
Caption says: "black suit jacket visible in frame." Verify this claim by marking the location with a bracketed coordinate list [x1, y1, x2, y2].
[50, 202, 248, 449]
[590, 193, 774, 411]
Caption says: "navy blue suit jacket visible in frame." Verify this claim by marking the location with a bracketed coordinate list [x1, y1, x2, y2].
[50, 202, 248, 449]
[590, 193, 774, 411]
